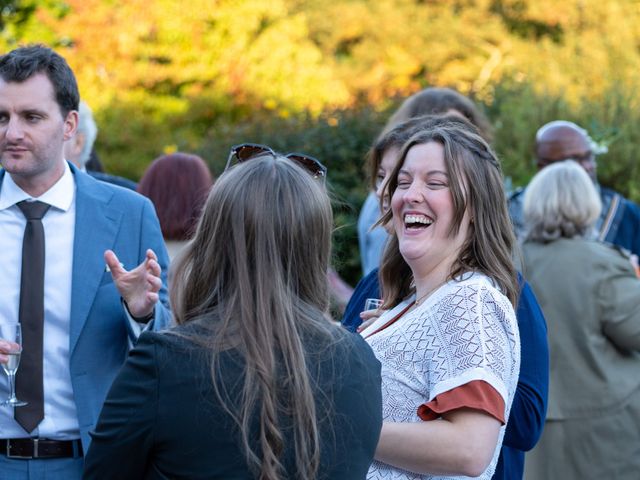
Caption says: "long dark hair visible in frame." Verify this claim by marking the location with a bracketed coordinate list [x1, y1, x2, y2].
[170, 154, 342, 479]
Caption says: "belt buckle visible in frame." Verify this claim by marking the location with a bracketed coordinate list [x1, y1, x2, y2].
[6, 438, 36, 459]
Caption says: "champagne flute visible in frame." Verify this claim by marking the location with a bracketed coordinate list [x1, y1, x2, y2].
[0, 323, 27, 407]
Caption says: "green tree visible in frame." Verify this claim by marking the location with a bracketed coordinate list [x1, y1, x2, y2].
[4, 0, 640, 281]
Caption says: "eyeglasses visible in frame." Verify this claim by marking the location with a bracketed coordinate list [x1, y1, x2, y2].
[225, 143, 327, 179]
[537, 151, 595, 169]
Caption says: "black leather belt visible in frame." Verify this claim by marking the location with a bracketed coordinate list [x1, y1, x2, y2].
[2, 438, 83, 459]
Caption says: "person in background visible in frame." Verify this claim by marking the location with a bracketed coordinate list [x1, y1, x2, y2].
[137, 152, 213, 260]
[361, 119, 520, 479]
[63, 100, 137, 190]
[84, 147, 103, 173]
[509, 120, 640, 256]
[521, 160, 640, 479]
[384, 87, 494, 140]
[344, 95, 548, 479]
[0, 45, 170, 479]
[83, 150, 383, 479]
[358, 190, 388, 275]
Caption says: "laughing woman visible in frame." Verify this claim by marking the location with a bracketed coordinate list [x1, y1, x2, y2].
[360, 120, 520, 479]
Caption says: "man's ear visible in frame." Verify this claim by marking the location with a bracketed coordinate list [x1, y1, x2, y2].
[63, 110, 79, 141]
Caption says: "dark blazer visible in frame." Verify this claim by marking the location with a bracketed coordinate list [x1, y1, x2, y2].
[0, 164, 171, 451]
[88, 170, 138, 191]
[83, 324, 383, 480]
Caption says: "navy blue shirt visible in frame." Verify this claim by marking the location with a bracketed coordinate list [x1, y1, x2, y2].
[601, 187, 640, 257]
[342, 269, 549, 480]
[342, 269, 381, 333]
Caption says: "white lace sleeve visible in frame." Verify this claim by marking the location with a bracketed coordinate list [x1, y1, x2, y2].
[424, 281, 520, 406]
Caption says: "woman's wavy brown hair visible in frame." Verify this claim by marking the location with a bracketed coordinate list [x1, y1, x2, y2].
[379, 118, 519, 308]
[170, 154, 343, 479]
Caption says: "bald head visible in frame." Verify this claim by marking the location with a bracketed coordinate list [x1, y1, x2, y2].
[535, 121, 597, 182]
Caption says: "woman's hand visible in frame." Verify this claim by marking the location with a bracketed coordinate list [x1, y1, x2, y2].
[357, 308, 382, 333]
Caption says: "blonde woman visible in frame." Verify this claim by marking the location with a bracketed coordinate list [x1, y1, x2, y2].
[522, 160, 640, 479]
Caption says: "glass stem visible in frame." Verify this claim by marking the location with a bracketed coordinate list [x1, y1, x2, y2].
[7, 373, 17, 401]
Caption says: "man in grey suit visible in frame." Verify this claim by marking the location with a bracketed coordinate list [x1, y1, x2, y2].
[0, 45, 170, 479]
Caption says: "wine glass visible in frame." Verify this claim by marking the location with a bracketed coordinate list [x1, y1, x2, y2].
[364, 298, 383, 312]
[0, 323, 27, 407]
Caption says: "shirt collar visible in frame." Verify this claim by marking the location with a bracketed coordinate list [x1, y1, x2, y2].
[0, 161, 75, 212]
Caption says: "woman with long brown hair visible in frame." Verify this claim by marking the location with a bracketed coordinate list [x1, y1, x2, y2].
[361, 119, 520, 479]
[84, 149, 382, 479]
[346, 88, 548, 480]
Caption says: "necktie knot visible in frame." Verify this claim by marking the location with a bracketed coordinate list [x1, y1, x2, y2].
[17, 200, 50, 221]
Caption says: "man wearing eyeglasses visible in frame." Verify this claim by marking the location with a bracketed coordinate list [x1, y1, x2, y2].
[509, 120, 640, 257]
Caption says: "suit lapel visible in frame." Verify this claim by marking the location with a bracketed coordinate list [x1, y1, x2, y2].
[69, 165, 121, 354]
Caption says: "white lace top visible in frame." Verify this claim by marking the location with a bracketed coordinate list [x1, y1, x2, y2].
[362, 272, 520, 480]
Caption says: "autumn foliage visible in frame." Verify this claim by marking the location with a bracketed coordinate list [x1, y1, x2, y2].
[2, 0, 640, 282]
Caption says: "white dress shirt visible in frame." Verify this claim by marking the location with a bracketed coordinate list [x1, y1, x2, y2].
[0, 162, 80, 439]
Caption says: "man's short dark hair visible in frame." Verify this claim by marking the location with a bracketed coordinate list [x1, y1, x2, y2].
[0, 44, 79, 117]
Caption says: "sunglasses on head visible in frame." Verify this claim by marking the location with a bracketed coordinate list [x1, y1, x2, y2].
[225, 143, 328, 179]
